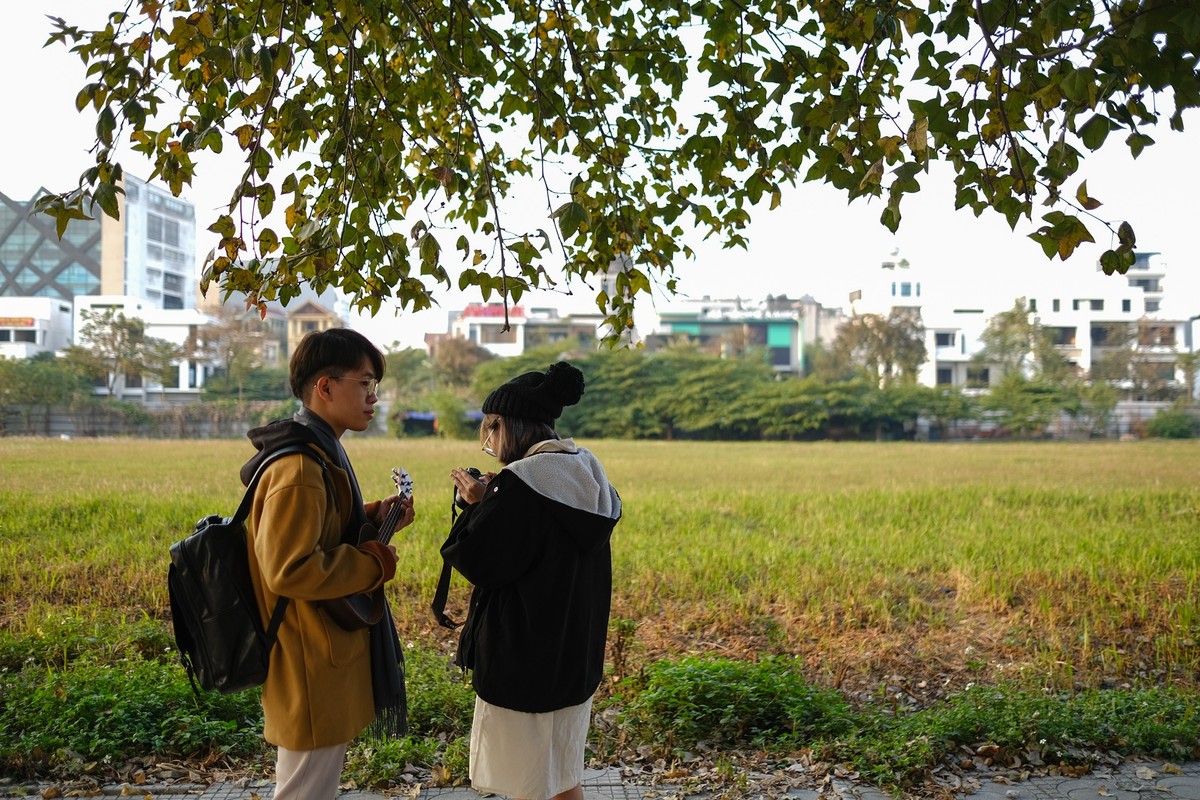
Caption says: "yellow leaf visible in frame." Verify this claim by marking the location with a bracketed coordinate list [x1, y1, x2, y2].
[430, 765, 452, 786]
[196, 11, 215, 38]
[235, 124, 256, 150]
[907, 118, 928, 157]
[878, 136, 904, 157]
[858, 159, 884, 190]
[1075, 180, 1102, 210]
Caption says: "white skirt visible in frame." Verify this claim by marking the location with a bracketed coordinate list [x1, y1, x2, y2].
[469, 695, 593, 800]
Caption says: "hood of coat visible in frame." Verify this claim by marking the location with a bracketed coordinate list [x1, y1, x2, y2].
[504, 444, 621, 554]
[240, 418, 327, 486]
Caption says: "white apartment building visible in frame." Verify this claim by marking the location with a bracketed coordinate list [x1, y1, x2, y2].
[121, 175, 198, 310]
[74, 295, 215, 404]
[851, 250, 1196, 396]
[0, 296, 73, 359]
[446, 303, 607, 358]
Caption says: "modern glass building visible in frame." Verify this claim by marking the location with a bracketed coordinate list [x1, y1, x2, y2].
[0, 190, 103, 299]
[0, 175, 196, 308]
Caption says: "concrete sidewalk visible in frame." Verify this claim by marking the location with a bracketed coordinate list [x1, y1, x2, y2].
[19, 760, 1200, 800]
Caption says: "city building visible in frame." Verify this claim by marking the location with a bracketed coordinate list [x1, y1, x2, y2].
[1, 175, 196, 308]
[850, 249, 1195, 398]
[197, 281, 349, 367]
[197, 283, 289, 369]
[73, 295, 215, 404]
[2, 187, 108, 299]
[1, 173, 204, 394]
[284, 298, 347, 356]
[645, 293, 843, 374]
[121, 176, 198, 309]
[437, 303, 608, 358]
[0, 296, 73, 359]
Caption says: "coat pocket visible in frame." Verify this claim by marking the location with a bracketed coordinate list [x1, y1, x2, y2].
[319, 606, 370, 667]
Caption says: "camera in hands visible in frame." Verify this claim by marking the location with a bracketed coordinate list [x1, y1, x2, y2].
[454, 467, 483, 510]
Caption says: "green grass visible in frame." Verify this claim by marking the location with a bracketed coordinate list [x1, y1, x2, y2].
[3, 438, 1198, 680]
[2, 438, 1199, 787]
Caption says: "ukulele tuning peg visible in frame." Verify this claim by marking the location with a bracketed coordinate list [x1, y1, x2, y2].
[392, 466, 414, 500]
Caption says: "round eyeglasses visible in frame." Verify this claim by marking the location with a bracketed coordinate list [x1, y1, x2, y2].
[329, 376, 379, 396]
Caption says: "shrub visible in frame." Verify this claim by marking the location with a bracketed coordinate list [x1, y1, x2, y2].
[1145, 407, 1197, 439]
[0, 654, 265, 777]
[400, 645, 474, 737]
[840, 684, 1200, 787]
[616, 655, 852, 751]
[0, 621, 475, 782]
[0, 614, 173, 672]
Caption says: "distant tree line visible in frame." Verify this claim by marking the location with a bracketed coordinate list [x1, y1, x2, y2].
[2, 302, 1196, 439]
[465, 341, 1117, 442]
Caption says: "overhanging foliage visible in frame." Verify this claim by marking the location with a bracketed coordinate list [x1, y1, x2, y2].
[35, 0, 1200, 341]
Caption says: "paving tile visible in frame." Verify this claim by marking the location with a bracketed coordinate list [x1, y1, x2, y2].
[1153, 777, 1200, 800]
[18, 761, 1200, 800]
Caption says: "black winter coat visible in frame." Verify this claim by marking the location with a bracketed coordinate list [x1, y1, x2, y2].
[441, 443, 621, 713]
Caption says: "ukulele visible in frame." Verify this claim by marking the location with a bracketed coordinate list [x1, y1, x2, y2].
[321, 467, 413, 631]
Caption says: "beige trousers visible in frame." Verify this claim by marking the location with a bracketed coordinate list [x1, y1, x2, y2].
[274, 741, 348, 800]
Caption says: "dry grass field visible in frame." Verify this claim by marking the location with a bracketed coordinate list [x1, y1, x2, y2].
[2, 437, 1198, 706]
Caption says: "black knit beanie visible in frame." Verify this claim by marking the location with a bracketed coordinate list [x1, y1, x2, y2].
[481, 362, 585, 424]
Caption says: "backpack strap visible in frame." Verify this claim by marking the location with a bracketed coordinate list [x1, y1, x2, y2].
[234, 444, 327, 525]
[431, 503, 467, 629]
[238, 444, 333, 638]
[431, 559, 462, 629]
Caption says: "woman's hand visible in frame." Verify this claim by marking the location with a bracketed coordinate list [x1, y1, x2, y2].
[450, 467, 489, 505]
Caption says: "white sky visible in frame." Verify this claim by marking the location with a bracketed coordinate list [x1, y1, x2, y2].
[3, 3, 1198, 350]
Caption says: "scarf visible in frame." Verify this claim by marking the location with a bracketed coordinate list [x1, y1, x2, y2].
[293, 408, 409, 739]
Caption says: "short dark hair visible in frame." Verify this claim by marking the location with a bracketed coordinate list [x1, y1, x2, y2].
[289, 328, 385, 400]
[481, 413, 558, 464]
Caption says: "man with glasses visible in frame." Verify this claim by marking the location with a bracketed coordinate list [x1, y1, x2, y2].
[238, 327, 414, 799]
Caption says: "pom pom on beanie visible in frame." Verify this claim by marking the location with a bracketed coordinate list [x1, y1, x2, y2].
[481, 361, 585, 424]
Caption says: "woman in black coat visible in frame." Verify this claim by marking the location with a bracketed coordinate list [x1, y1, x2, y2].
[443, 362, 621, 800]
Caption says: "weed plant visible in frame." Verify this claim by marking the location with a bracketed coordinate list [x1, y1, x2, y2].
[609, 655, 1198, 788]
[0, 620, 475, 781]
[616, 655, 853, 749]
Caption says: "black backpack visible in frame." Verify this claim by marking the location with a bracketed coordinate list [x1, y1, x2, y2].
[168, 445, 328, 694]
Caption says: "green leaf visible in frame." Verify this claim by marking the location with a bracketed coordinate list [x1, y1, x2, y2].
[1099, 250, 1122, 275]
[92, 183, 120, 220]
[551, 201, 590, 238]
[418, 232, 440, 266]
[258, 227, 280, 255]
[1117, 221, 1135, 248]
[1126, 132, 1155, 159]
[96, 106, 116, 146]
[1078, 115, 1111, 151]
[207, 214, 236, 238]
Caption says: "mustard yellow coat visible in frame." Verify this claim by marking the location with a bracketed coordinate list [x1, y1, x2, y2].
[244, 446, 388, 750]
